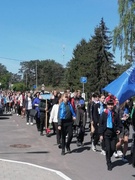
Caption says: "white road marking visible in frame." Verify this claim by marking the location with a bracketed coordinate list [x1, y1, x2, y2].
[0, 158, 72, 180]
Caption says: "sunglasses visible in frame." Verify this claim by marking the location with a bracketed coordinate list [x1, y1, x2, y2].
[64, 96, 68, 98]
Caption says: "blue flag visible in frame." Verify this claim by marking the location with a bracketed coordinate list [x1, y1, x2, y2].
[103, 64, 135, 104]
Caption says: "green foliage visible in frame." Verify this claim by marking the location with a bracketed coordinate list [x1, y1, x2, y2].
[19, 59, 65, 89]
[12, 82, 27, 91]
[66, 18, 117, 93]
[0, 63, 12, 89]
[113, 0, 135, 61]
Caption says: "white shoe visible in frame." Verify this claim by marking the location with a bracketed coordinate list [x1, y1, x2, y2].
[92, 144, 97, 152]
[117, 150, 123, 157]
[101, 150, 106, 155]
[113, 152, 119, 158]
[122, 156, 128, 163]
[26, 123, 29, 125]
[30, 122, 33, 125]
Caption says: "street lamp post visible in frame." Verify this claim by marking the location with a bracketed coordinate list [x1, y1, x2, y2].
[36, 60, 38, 89]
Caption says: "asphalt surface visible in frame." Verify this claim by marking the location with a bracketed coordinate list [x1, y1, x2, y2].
[0, 114, 135, 180]
[0, 114, 71, 180]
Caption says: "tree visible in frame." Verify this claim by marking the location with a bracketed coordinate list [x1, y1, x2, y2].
[66, 39, 90, 91]
[38, 60, 65, 87]
[0, 63, 12, 89]
[91, 18, 116, 91]
[66, 18, 116, 93]
[19, 60, 37, 89]
[113, 0, 135, 61]
[12, 82, 27, 91]
[19, 59, 65, 89]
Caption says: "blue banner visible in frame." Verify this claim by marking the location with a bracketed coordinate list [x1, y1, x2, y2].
[103, 64, 135, 104]
[40, 93, 51, 100]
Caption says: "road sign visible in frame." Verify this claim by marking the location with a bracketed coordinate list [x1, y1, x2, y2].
[33, 85, 36, 89]
[80, 77, 87, 83]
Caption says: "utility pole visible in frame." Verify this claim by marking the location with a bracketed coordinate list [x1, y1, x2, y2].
[62, 45, 66, 89]
[36, 60, 38, 89]
[62, 44, 65, 67]
[26, 72, 27, 88]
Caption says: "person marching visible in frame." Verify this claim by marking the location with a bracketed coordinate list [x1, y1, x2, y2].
[58, 93, 76, 155]
[99, 100, 122, 171]
[50, 90, 59, 134]
[93, 94, 106, 154]
[39, 97, 51, 136]
[32, 92, 41, 131]
[49, 94, 62, 146]
[90, 93, 99, 151]
[75, 91, 86, 147]
[25, 92, 33, 125]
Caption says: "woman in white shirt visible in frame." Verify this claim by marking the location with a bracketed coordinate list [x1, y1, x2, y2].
[49, 95, 62, 145]
[25, 92, 33, 125]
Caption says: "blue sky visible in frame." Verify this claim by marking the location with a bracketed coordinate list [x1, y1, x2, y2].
[0, 0, 120, 73]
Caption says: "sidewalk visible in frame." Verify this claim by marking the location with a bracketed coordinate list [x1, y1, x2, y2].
[0, 158, 70, 180]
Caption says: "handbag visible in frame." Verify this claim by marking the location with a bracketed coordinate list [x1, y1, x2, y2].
[29, 109, 37, 117]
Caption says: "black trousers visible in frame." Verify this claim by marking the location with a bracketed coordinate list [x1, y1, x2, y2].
[77, 122, 85, 143]
[6, 102, 11, 112]
[54, 122, 61, 144]
[93, 125, 99, 146]
[35, 114, 40, 131]
[61, 122, 73, 151]
[26, 109, 33, 123]
[104, 135, 117, 165]
[40, 113, 50, 133]
[52, 122, 56, 134]
[17, 104, 21, 115]
[40, 113, 45, 133]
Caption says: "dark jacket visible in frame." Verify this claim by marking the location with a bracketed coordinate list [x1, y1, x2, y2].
[24, 96, 33, 110]
[89, 101, 95, 122]
[99, 110, 122, 136]
[93, 102, 106, 125]
[39, 99, 51, 116]
[50, 96, 58, 106]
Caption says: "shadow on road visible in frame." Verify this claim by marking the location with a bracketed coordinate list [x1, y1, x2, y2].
[0, 117, 10, 120]
[112, 154, 132, 169]
[26, 151, 50, 154]
[84, 141, 91, 146]
[0, 151, 50, 154]
[71, 146, 90, 153]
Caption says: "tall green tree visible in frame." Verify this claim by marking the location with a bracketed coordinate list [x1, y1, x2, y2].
[66, 18, 116, 93]
[66, 39, 89, 91]
[113, 0, 135, 61]
[92, 18, 116, 91]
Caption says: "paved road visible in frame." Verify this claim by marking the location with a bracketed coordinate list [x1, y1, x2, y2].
[0, 114, 135, 180]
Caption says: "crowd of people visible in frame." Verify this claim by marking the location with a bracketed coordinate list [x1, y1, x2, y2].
[0, 90, 135, 171]
[88, 93, 134, 170]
